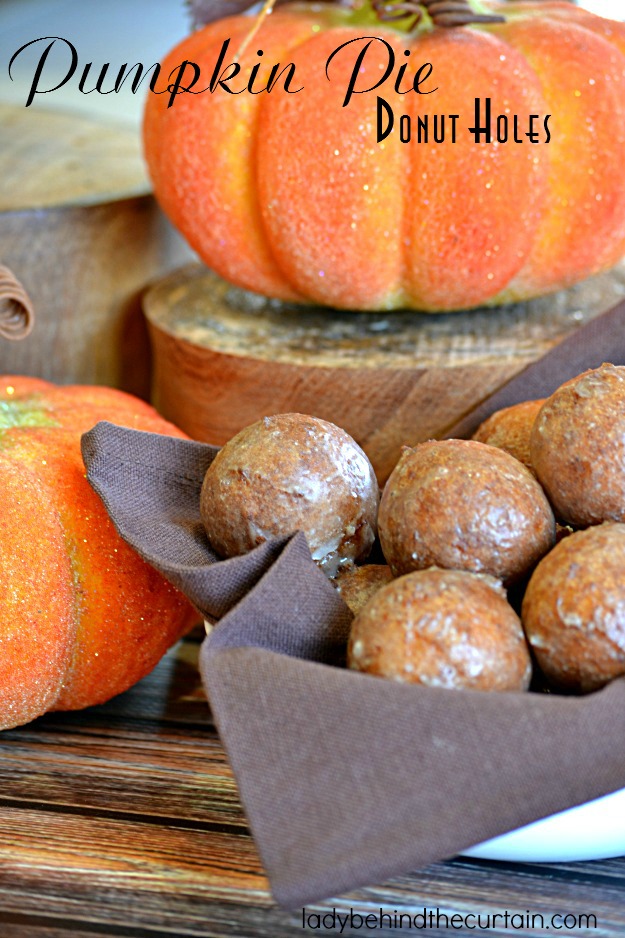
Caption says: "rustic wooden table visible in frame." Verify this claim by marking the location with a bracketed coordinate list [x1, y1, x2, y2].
[1, 624, 624, 938]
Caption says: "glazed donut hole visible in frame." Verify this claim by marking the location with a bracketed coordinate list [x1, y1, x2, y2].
[530, 363, 625, 528]
[522, 522, 625, 694]
[472, 398, 545, 473]
[200, 413, 380, 576]
[378, 439, 556, 586]
[335, 564, 393, 616]
[195, 371, 625, 699]
[347, 567, 532, 693]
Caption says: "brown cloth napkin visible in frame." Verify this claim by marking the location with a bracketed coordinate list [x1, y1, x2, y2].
[82, 295, 625, 909]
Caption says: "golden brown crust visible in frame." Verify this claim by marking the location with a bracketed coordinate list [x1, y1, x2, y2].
[473, 399, 545, 472]
[200, 413, 379, 575]
[522, 522, 625, 693]
[347, 568, 531, 692]
[378, 439, 555, 584]
[335, 564, 393, 616]
[530, 363, 625, 527]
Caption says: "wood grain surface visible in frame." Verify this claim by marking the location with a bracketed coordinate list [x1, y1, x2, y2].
[0, 104, 192, 393]
[145, 262, 625, 483]
[1, 624, 624, 937]
[0, 104, 149, 212]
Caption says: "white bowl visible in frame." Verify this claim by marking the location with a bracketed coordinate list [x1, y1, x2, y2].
[463, 787, 625, 863]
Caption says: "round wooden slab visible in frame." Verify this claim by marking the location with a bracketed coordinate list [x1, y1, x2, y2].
[0, 104, 149, 212]
[144, 261, 625, 483]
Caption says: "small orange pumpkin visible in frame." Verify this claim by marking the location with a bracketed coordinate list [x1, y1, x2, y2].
[0, 377, 197, 731]
[143, 0, 625, 312]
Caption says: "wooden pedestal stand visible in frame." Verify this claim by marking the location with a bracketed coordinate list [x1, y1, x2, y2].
[144, 261, 625, 483]
[0, 104, 191, 396]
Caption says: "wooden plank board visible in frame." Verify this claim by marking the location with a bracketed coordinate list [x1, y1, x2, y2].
[2, 629, 625, 936]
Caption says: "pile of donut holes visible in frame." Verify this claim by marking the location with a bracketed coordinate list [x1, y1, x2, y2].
[200, 363, 625, 697]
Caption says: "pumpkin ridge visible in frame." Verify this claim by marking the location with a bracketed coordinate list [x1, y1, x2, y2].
[50, 491, 91, 708]
[402, 24, 545, 309]
[495, 14, 625, 298]
[533, 8, 625, 270]
[256, 22, 408, 307]
[223, 9, 320, 300]
[145, 10, 322, 302]
[250, 16, 334, 301]
[0, 455, 76, 730]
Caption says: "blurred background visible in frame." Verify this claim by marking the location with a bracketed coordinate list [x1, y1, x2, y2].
[0, 0, 192, 126]
[579, 0, 622, 14]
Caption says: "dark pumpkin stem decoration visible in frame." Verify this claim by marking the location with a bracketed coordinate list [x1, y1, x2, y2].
[189, 0, 505, 30]
[372, 0, 505, 28]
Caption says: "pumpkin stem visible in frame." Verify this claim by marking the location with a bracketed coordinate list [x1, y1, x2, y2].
[235, 0, 277, 61]
[234, 0, 504, 54]
[371, 0, 505, 28]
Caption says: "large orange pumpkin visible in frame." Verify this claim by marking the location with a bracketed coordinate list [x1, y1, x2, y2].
[143, 0, 625, 312]
[0, 376, 197, 731]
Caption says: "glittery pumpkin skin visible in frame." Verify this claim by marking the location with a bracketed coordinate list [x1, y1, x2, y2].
[0, 377, 197, 730]
[0, 457, 75, 726]
[143, 2, 625, 311]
